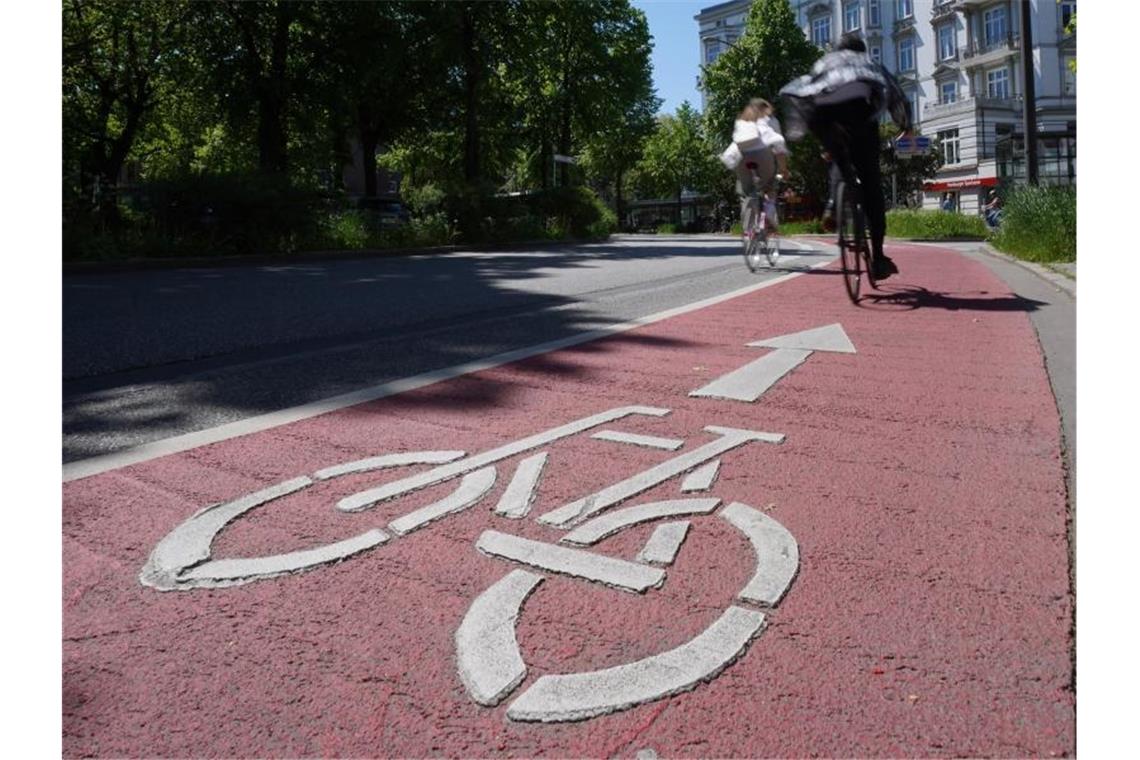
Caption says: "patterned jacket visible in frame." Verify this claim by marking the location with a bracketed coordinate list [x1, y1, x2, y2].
[779, 50, 912, 140]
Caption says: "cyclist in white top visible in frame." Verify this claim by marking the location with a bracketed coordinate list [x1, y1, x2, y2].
[732, 98, 789, 239]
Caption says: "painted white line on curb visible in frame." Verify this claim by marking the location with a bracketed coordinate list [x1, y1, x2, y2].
[64, 245, 833, 483]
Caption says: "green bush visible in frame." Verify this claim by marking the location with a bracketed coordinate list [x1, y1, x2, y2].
[319, 210, 371, 249]
[885, 209, 989, 240]
[729, 221, 743, 236]
[656, 223, 678, 234]
[990, 185, 1076, 262]
[780, 219, 825, 234]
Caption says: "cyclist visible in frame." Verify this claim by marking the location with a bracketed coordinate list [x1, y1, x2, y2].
[733, 98, 789, 243]
[779, 34, 911, 280]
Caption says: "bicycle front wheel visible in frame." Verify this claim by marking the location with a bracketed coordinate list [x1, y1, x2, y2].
[745, 232, 766, 273]
[836, 182, 861, 303]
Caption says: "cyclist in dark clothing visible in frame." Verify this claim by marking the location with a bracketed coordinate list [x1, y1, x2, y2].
[780, 34, 912, 280]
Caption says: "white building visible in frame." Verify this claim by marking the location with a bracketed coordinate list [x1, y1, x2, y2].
[695, 0, 1076, 214]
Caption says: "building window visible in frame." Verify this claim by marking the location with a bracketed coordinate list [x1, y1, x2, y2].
[705, 40, 721, 64]
[868, 0, 881, 27]
[1062, 56, 1076, 95]
[940, 80, 958, 104]
[1060, 1, 1076, 31]
[897, 0, 913, 19]
[898, 36, 915, 72]
[844, 2, 861, 32]
[938, 128, 961, 165]
[938, 23, 956, 60]
[870, 45, 882, 64]
[811, 16, 832, 47]
[983, 6, 1007, 45]
[987, 66, 1010, 99]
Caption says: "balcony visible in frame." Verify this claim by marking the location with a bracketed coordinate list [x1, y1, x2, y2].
[962, 33, 1020, 68]
[932, 51, 961, 75]
[930, 1, 960, 23]
[893, 15, 917, 36]
[921, 95, 1022, 121]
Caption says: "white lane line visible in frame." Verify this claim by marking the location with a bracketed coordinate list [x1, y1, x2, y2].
[690, 348, 811, 402]
[590, 430, 685, 451]
[720, 502, 799, 607]
[313, 451, 466, 480]
[561, 498, 720, 546]
[505, 605, 766, 722]
[388, 466, 497, 536]
[456, 569, 544, 706]
[636, 521, 691, 566]
[680, 460, 720, 492]
[63, 249, 833, 483]
[476, 531, 665, 594]
[336, 406, 669, 513]
[539, 426, 784, 528]
[494, 452, 548, 519]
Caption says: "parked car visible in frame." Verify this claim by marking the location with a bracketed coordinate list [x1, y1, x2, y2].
[378, 202, 410, 227]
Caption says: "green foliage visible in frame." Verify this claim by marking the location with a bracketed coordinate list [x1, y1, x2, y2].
[779, 219, 825, 234]
[700, 0, 821, 144]
[881, 123, 944, 207]
[656, 223, 678, 235]
[990, 185, 1076, 262]
[635, 102, 721, 214]
[885, 210, 988, 240]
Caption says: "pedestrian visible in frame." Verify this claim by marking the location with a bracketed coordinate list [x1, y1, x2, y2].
[940, 193, 955, 212]
[983, 189, 1002, 229]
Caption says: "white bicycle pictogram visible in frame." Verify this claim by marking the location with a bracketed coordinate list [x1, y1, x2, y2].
[141, 405, 799, 722]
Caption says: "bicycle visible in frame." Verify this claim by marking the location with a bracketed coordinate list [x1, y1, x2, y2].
[741, 164, 782, 273]
[833, 168, 878, 303]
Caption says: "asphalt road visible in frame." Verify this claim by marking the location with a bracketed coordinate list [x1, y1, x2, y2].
[63, 235, 832, 463]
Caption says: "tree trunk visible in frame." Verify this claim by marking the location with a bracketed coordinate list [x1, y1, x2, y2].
[615, 168, 625, 229]
[358, 109, 379, 199]
[256, 2, 291, 175]
[461, 8, 480, 184]
[676, 188, 683, 226]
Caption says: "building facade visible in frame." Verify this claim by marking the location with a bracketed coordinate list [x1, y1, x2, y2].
[696, 0, 1076, 214]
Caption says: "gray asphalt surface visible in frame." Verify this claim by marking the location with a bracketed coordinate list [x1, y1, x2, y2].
[63, 235, 831, 462]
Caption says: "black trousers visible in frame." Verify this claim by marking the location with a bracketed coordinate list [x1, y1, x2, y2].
[809, 85, 887, 262]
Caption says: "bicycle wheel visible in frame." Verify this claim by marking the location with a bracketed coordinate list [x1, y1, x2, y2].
[742, 202, 764, 273]
[836, 182, 861, 303]
[744, 228, 766, 272]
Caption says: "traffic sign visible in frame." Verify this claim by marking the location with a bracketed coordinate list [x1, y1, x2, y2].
[894, 134, 932, 156]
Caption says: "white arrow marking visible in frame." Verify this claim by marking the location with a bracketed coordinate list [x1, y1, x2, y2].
[690, 324, 856, 403]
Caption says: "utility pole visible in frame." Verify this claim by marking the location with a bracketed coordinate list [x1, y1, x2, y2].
[1019, 0, 1038, 184]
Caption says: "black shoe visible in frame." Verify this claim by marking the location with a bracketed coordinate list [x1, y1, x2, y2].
[872, 256, 898, 280]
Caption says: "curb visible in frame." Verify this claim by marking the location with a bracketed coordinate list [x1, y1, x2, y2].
[970, 242, 1076, 299]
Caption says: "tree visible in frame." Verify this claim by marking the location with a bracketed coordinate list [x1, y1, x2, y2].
[880, 123, 943, 208]
[635, 102, 721, 224]
[699, 0, 820, 144]
[63, 0, 190, 218]
[309, 2, 436, 199]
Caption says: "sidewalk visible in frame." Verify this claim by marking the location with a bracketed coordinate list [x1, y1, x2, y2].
[63, 241, 1074, 757]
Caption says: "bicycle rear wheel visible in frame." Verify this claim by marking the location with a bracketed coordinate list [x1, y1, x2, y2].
[836, 182, 861, 303]
[742, 201, 764, 273]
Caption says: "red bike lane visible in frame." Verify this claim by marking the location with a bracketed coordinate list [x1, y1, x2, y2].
[62, 242, 1073, 758]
